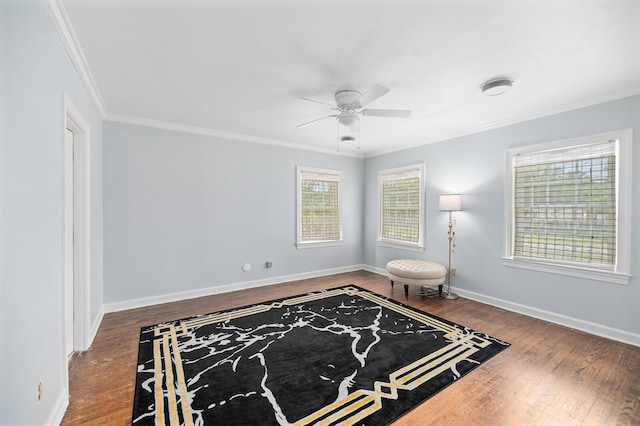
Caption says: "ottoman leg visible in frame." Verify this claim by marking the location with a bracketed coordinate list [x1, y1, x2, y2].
[404, 284, 409, 298]
[439, 284, 443, 295]
[390, 280, 394, 288]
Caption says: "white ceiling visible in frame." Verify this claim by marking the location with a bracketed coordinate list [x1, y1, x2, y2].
[61, 0, 640, 157]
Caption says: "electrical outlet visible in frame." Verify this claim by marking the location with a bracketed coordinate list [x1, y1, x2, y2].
[37, 381, 43, 401]
[451, 267, 457, 276]
[265, 261, 272, 268]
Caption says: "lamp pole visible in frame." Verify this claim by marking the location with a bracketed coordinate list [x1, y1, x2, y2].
[443, 211, 458, 299]
[439, 194, 462, 300]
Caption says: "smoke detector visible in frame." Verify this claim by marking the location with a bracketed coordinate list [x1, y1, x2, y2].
[481, 77, 514, 96]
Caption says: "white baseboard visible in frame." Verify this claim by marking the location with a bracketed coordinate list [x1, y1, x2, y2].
[363, 265, 387, 276]
[46, 390, 68, 426]
[104, 264, 366, 313]
[455, 287, 640, 348]
[88, 306, 104, 347]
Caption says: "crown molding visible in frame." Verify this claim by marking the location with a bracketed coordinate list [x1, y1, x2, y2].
[366, 88, 640, 158]
[42, 0, 107, 117]
[106, 113, 365, 158]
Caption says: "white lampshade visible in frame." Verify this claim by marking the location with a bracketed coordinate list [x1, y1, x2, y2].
[439, 194, 462, 211]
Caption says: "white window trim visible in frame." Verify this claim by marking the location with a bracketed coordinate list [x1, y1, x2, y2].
[503, 129, 632, 285]
[377, 163, 426, 251]
[296, 166, 343, 249]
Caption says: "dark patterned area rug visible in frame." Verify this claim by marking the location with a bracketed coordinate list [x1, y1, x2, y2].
[132, 285, 509, 425]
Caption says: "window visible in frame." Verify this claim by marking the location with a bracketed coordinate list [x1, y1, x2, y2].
[297, 166, 342, 248]
[378, 164, 425, 250]
[504, 129, 632, 284]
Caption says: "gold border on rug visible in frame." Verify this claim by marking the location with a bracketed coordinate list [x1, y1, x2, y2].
[149, 286, 492, 426]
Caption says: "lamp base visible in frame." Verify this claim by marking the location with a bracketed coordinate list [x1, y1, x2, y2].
[442, 292, 459, 300]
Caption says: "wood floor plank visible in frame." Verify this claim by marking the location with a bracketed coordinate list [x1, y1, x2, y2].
[61, 271, 640, 425]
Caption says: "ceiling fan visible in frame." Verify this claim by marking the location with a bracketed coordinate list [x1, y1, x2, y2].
[297, 85, 411, 149]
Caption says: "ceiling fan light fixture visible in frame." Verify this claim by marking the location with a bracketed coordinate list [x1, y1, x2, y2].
[481, 77, 513, 96]
[338, 113, 359, 128]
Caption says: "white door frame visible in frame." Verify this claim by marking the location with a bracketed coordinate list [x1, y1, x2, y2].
[61, 92, 92, 357]
[63, 126, 74, 358]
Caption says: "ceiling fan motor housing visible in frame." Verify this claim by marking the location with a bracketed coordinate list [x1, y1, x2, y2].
[335, 90, 361, 107]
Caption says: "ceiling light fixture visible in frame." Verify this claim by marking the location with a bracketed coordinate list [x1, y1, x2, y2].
[337, 115, 360, 151]
[338, 113, 359, 128]
[481, 77, 514, 96]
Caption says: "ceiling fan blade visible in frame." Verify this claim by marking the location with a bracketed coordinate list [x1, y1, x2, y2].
[353, 85, 390, 108]
[296, 115, 338, 128]
[298, 97, 335, 107]
[361, 109, 411, 118]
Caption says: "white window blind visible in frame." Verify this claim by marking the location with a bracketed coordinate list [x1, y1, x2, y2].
[297, 167, 342, 246]
[379, 165, 424, 248]
[512, 140, 616, 269]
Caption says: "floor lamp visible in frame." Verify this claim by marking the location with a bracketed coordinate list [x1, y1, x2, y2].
[439, 194, 462, 300]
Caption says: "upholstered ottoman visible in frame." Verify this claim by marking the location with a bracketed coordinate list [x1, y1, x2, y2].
[386, 259, 447, 298]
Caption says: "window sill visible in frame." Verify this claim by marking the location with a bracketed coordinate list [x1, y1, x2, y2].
[502, 257, 630, 285]
[377, 240, 425, 252]
[296, 240, 343, 249]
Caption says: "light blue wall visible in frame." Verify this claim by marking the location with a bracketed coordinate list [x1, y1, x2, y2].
[0, 1, 104, 424]
[103, 122, 364, 303]
[364, 95, 640, 335]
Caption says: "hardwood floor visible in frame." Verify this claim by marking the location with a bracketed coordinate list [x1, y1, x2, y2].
[62, 271, 640, 425]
